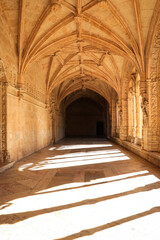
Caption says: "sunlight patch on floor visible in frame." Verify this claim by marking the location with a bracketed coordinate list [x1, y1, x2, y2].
[24, 156, 130, 170]
[57, 144, 112, 150]
[1, 177, 160, 240]
[46, 149, 121, 160]
[1, 173, 159, 215]
[18, 149, 130, 171]
[36, 170, 149, 193]
[49, 147, 57, 151]
[1, 139, 160, 240]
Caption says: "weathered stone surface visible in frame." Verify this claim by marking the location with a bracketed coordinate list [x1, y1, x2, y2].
[0, 0, 159, 163]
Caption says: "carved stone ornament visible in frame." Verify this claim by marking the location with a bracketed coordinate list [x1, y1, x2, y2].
[17, 89, 24, 100]
[0, 59, 10, 163]
[74, 15, 83, 23]
[51, 0, 61, 11]
[129, 87, 133, 94]
[119, 107, 122, 125]
[97, 0, 107, 7]
[141, 98, 148, 126]
[151, 23, 160, 80]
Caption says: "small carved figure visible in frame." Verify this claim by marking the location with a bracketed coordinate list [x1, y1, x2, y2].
[119, 107, 122, 126]
[141, 98, 148, 126]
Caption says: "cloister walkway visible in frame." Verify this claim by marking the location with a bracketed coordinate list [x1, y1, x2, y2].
[0, 138, 160, 240]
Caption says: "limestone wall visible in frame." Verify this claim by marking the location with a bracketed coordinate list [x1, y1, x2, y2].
[7, 87, 52, 162]
[55, 113, 65, 142]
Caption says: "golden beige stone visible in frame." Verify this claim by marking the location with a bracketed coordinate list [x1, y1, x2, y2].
[0, 1, 159, 168]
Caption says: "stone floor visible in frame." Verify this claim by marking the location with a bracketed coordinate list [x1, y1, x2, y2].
[0, 138, 160, 240]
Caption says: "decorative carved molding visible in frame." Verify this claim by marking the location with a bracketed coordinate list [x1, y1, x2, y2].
[51, 0, 62, 11]
[150, 81, 158, 127]
[23, 79, 46, 103]
[141, 97, 148, 127]
[151, 23, 160, 81]
[148, 19, 160, 150]
[97, 0, 107, 8]
[0, 60, 10, 163]
[118, 106, 122, 126]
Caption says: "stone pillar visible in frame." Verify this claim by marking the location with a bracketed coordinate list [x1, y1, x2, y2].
[147, 79, 159, 151]
[52, 115, 56, 144]
[111, 98, 116, 137]
[0, 60, 10, 163]
[135, 82, 140, 137]
[138, 76, 147, 150]
[135, 82, 142, 145]
[48, 94, 56, 144]
[120, 97, 128, 141]
[129, 89, 136, 139]
[158, 78, 160, 152]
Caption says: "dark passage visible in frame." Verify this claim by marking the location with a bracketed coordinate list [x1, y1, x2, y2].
[66, 97, 106, 137]
[96, 121, 104, 137]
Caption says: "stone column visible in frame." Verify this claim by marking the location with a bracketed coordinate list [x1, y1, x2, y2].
[111, 98, 116, 137]
[129, 89, 136, 139]
[146, 79, 159, 151]
[0, 60, 10, 163]
[119, 97, 128, 141]
[158, 78, 160, 152]
[48, 94, 56, 144]
[119, 71, 130, 141]
[139, 78, 148, 149]
[135, 85, 142, 145]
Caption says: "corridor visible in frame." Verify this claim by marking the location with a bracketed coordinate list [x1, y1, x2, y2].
[0, 138, 160, 240]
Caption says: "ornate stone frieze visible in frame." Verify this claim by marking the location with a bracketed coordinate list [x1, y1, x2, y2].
[150, 81, 157, 127]
[24, 79, 46, 103]
[151, 23, 160, 81]
[0, 63, 17, 87]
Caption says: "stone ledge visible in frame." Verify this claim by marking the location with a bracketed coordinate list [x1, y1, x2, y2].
[111, 137, 160, 168]
[0, 161, 15, 173]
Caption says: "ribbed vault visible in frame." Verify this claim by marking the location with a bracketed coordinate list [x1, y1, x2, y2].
[0, 0, 160, 163]
[3, 0, 157, 103]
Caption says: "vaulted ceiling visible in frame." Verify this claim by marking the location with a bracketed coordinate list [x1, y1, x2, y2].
[1, 0, 159, 104]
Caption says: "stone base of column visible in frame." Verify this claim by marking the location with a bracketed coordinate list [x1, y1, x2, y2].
[142, 127, 159, 151]
[0, 150, 11, 163]
[134, 137, 141, 146]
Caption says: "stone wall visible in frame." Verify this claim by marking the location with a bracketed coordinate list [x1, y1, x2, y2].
[7, 86, 52, 162]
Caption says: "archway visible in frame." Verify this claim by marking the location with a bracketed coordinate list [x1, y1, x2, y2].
[65, 96, 109, 138]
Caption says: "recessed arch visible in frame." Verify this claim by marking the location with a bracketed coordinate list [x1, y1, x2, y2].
[62, 89, 110, 138]
[56, 81, 113, 109]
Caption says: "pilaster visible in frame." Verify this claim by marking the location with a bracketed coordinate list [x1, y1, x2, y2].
[120, 98, 128, 141]
[0, 60, 10, 163]
[147, 79, 159, 151]
[111, 98, 116, 137]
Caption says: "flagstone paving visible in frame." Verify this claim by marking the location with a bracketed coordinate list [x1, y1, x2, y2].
[0, 138, 160, 240]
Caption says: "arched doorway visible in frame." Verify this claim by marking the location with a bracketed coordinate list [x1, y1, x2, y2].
[66, 97, 109, 138]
